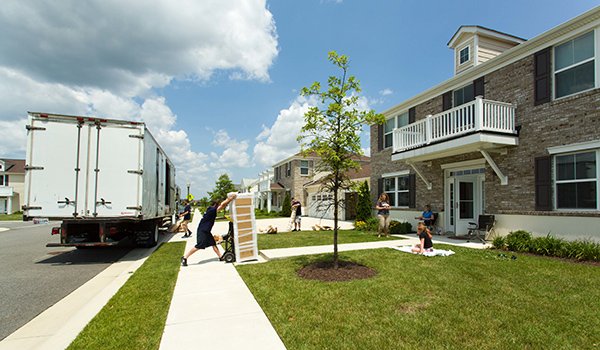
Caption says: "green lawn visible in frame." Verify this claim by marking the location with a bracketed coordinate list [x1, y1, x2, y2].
[237, 246, 600, 349]
[258, 229, 401, 250]
[0, 212, 23, 221]
[67, 242, 186, 350]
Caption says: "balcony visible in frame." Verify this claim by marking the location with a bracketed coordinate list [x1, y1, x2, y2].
[0, 186, 13, 197]
[392, 97, 518, 162]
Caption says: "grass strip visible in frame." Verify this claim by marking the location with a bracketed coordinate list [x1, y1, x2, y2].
[67, 242, 186, 350]
[0, 213, 23, 221]
[237, 245, 600, 349]
[258, 229, 402, 250]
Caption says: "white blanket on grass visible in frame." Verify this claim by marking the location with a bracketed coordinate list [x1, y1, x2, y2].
[394, 245, 455, 257]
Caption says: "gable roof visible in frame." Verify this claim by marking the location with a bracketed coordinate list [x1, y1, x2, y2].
[447, 25, 526, 48]
[0, 159, 25, 173]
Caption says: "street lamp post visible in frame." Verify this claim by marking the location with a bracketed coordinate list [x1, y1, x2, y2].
[186, 183, 190, 200]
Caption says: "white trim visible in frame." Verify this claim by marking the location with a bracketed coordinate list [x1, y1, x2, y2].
[441, 158, 486, 170]
[480, 150, 508, 185]
[547, 140, 600, 154]
[448, 26, 525, 48]
[407, 162, 432, 190]
[381, 170, 410, 178]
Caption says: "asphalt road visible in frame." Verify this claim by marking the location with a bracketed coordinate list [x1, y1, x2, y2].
[0, 221, 133, 340]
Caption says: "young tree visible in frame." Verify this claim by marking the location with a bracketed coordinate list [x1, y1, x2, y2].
[281, 192, 292, 217]
[355, 180, 372, 223]
[298, 51, 384, 268]
[208, 174, 237, 215]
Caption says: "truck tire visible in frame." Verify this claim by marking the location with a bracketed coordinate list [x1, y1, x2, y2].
[136, 223, 159, 248]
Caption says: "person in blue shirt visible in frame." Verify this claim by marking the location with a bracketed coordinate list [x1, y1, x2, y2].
[181, 193, 237, 266]
[179, 200, 192, 238]
[416, 204, 434, 227]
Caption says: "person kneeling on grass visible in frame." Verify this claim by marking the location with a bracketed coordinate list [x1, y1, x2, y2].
[412, 222, 433, 254]
[181, 193, 237, 266]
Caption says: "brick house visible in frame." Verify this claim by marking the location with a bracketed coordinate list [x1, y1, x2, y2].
[270, 152, 321, 212]
[0, 159, 26, 215]
[371, 7, 600, 241]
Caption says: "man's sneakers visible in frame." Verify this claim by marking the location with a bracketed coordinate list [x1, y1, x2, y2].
[181, 256, 188, 267]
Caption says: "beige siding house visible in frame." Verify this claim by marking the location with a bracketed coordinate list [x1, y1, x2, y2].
[0, 159, 25, 215]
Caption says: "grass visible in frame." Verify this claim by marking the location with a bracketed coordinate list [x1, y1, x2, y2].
[237, 245, 600, 349]
[67, 242, 186, 350]
[0, 212, 23, 221]
[258, 229, 401, 250]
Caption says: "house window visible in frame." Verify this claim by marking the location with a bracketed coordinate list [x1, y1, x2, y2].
[453, 83, 474, 107]
[383, 111, 410, 148]
[383, 175, 410, 207]
[0, 175, 6, 186]
[554, 31, 595, 98]
[300, 160, 309, 175]
[459, 46, 470, 64]
[286, 162, 291, 177]
[555, 150, 597, 209]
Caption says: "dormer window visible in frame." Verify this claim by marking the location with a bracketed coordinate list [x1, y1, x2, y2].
[459, 46, 470, 64]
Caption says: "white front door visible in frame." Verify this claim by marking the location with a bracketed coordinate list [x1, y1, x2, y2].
[446, 171, 484, 235]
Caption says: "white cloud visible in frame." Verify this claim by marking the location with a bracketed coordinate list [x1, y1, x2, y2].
[253, 96, 312, 166]
[0, 1, 279, 196]
[379, 88, 393, 96]
[210, 130, 251, 169]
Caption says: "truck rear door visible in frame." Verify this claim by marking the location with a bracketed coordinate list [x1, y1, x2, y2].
[25, 117, 88, 218]
[88, 123, 142, 217]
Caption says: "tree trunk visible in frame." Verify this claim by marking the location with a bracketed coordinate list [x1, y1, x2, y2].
[333, 182, 339, 269]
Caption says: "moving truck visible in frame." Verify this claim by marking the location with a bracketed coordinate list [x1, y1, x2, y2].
[23, 112, 177, 248]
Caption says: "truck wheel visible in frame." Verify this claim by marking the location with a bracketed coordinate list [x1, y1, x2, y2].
[136, 224, 159, 248]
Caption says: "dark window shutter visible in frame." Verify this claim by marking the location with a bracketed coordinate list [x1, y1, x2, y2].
[377, 124, 384, 151]
[442, 91, 452, 111]
[534, 48, 551, 106]
[408, 107, 416, 123]
[535, 156, 552, 211]
[474, 76, 485, 98]
[408, 174, 416, 208]
[377, 178, 383, 197]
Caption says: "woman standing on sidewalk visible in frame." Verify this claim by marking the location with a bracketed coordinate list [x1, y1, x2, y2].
[181, 193, 237, 266]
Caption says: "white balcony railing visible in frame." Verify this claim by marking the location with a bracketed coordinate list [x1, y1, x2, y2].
[0, 186, 13, 197]
[393, 96, 517, 153]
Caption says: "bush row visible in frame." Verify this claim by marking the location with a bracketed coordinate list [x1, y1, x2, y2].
[355, 218, 412, 235]
[492, 230, 600, 262]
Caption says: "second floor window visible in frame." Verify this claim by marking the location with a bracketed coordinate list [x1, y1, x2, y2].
[0, 175, 7, 186]
[300, 160, 309, 175]
[384, 111, 409, 148]
[453, 83, 474, 107]
[554, 31, 595, 99]
[286, 162, 291, 177]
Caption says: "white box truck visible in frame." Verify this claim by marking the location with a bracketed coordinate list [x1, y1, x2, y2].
[23, 112, 178, 248]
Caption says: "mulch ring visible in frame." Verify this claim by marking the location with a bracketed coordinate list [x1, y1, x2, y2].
[297, 260, 377, 282]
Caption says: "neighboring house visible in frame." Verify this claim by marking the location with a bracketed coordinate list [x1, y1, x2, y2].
[305, 159, 371, 221]
[256, 169, 274, 212]
[371, 7, 600, 241]
[269, 152, 322, 212]
[239, 178, 259, 193]
[0, 159, 25, 215]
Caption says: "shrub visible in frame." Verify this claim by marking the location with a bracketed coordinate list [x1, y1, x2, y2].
[356, 217, 379, 232]
[505, 230, 532, 252]
[355, 180, 372, 222]
[492, 236, 506, 250]
[562, 240, 600, 261]
[389, 220, 412, 234]
[529, 234, 565, 256]
[281, 192, 291, 217]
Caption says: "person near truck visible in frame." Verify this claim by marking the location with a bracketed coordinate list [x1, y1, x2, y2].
[292, 198, 302, 231]
[179, 200, 192, 238]
[181, 193, 237, 266]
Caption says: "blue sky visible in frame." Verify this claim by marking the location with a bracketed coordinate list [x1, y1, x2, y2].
[0, 1, 598, 197]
